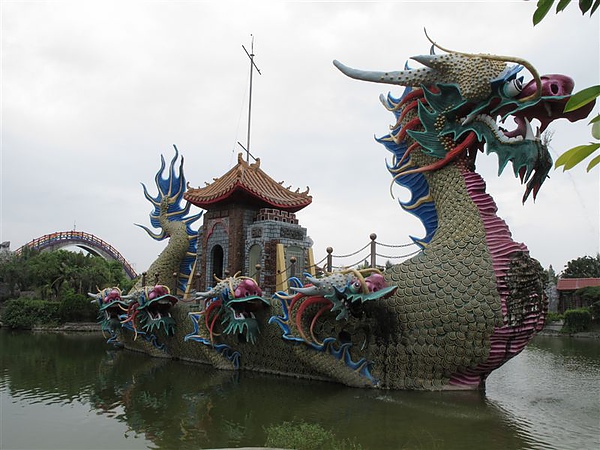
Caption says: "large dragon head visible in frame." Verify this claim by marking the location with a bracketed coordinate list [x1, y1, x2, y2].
[334, 36, 595, 203]
[194, 273, 269, 344]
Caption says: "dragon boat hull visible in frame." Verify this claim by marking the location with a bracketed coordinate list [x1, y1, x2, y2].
[96, 40, 596, 390]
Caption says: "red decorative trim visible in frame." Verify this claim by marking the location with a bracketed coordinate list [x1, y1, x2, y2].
[206, 219, 229, 240]
[448, 170, 544, 388]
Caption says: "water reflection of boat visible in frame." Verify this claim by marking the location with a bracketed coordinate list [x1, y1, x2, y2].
[2, 331, 598, 450]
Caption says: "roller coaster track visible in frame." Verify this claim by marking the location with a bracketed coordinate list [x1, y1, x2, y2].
[15, 230, 137, 280]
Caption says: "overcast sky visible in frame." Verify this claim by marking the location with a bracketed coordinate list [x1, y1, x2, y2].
[2, 0, 599, 277]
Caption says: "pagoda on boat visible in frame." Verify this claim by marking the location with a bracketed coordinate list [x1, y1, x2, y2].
[184, 153, 314, 295]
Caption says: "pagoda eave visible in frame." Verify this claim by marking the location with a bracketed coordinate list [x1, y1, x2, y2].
[185, 184, 311, 213]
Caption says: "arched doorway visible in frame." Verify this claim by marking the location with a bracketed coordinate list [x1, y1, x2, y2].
[248, 244, 262, 281]
[211, 245, 224, 280]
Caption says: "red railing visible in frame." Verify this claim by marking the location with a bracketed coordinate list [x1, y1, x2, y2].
[15, 230, 137, 279]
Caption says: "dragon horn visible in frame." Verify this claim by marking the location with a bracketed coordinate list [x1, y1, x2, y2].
[195, 288, 215, 299]
[290, 285, 320, 295]
[333, 60, 431, 87]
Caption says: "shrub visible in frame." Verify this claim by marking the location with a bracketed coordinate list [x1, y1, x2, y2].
[590, 301, 600, 321]
[563, 308, 592, 333]
[264, 421, 362, 450]
[57, 289, 98, 322]
[545, 311, 564, 323]
[1, 298, 60, 329]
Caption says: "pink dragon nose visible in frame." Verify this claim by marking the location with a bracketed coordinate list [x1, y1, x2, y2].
[519, 74, 575, 99]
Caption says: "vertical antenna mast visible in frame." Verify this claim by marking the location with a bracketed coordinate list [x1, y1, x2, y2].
[242, 35, 261, 163]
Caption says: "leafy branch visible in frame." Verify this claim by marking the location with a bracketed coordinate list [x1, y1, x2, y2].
[532, 0, 600, 171]
[532, 0, 599, 25]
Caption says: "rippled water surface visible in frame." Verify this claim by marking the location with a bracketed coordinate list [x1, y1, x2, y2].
[1, 330, 598, 449]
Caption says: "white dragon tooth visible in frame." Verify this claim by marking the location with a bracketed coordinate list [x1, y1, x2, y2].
[536, 126, 541, 139]
[461, 114, 476, 126]
[544, 103, 552, 117]
[524, 118, 535, 140]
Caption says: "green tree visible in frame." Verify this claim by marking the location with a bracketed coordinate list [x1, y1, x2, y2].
[532, 0, 600, 171]
[0, 249, 131, 299]
[561, 254, 600, 278]
[576, 285, 600, 302]
[545, 265, 559, 284]
[0, 253, 22, 298]
[57, 288, 98, 322]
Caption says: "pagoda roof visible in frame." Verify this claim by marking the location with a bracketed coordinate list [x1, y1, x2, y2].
[184, 153, 312, 212]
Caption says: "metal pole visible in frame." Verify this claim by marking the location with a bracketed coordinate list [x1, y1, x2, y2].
[326, 247, 333, 272]
[242, 35, 261, 163]
[370, 233, 377, 268]
[172, 272, 178, 295]
[246, 50, 254, 162]
[254, 264, 261, 283]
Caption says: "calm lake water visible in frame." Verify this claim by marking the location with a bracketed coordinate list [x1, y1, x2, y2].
[1, 330, 598, 450]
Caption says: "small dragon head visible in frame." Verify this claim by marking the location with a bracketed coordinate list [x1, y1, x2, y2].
[292, 269, 397, 321]
[196, 274, 269, 344]
[123, 285, 179, 336]
[88, 287, 129, 335]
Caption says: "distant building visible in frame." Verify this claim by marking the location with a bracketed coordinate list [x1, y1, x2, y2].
[184, 154, 314, 296]
[556, 278, 600, 313]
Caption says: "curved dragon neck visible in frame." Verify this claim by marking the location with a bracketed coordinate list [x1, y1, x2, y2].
[135, 220, 191, 291]
[424, 157, 530, 316]
[421, 159, 545, 387]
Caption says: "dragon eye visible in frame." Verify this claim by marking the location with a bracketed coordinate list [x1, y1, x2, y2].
[350, 280, 362, 293]
[503, 78, 523, 97]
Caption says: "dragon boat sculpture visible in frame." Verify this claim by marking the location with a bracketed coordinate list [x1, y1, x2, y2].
[103, 40, 594, 390]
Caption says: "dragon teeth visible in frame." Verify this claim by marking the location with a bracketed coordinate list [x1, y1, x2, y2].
[475, 115, 524, 144]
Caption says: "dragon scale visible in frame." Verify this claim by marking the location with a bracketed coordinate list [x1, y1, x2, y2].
[375, 153, 543, 389]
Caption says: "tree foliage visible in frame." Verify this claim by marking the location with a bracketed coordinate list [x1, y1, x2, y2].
[575, 285, 600, 302]
[0, 249, 133, 299]
[1, 249, 134, 327]
[532, 0, 599, 25]
[532, 0, 600, 171]
[561, 254, 600, 278]
[1, 289, 97, 329]
[544, 265, 559, 284]
[2, 299, 60, 329]
[563, 308, 592, 332]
